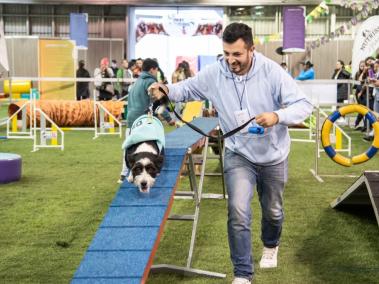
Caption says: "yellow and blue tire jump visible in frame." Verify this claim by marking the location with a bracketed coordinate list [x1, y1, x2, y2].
[321, 104, 379, 167]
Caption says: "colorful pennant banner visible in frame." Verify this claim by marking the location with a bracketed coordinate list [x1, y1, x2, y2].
[306, 0, 379, 52]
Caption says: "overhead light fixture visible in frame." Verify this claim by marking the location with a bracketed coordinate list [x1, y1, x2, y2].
[254, 6, 264, 10]
[236, 7, 245, 11]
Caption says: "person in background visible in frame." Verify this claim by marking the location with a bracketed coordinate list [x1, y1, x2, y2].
[353, 60, 367, 130]
[280, 62, 291, 76]
[152, 58, 168, 84]
[331, 60, 351, 103]
[171, 61, 195, 119]
[111, 60, 120, 98]
[94, 57, 114, 101]
[295, 61, 315, 80]
[345, 60, 352, 74]
[364, 59, 379, 141]
[130, 59, 141, 78]
[111, 59, 119, 77]
[280, 62, 288, 71]
[172, 62, 186, 83]
[116, 59, 133, 98]
[76, 60, 90, 100]
[357, 56, 376, 133]
[136, 58, 144, 71]
[117, 58, 174, 184]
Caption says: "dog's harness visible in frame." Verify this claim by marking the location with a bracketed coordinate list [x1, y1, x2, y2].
[122, 114, 165, 153]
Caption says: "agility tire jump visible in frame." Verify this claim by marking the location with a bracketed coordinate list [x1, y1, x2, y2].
[321, 104, 379, 167]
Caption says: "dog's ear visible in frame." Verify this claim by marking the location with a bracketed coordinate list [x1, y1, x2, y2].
[126, 153, 136, 168]
[155, 155, 164, 170]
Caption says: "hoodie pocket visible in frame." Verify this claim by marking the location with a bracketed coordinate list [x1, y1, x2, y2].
[234, 128, 274, 162]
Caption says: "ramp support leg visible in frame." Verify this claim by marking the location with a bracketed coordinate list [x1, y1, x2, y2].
[152, 137, 226, 279]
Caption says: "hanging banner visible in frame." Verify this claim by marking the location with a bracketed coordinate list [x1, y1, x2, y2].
[70, 13, 88, 49]
[0, 20, 9, 71]
[352, 16, 379, 76]
[283, 6, 305, 52]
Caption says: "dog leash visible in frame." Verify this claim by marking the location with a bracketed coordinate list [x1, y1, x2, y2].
[157, 86, 257, 139]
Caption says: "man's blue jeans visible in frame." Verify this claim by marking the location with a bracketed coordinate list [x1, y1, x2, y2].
[224, 148, 288, 279]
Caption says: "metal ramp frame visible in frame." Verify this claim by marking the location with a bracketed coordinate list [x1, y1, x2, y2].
[330, 171, 379, 227]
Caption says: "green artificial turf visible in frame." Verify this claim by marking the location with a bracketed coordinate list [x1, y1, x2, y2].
[1, 123, 379, 284]
[0, 101, 9, 120]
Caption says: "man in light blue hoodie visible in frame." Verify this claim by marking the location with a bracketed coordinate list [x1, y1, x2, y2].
[149, 23, 313, 284]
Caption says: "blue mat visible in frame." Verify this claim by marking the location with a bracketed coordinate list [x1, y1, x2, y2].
[72, 117, 219, 284]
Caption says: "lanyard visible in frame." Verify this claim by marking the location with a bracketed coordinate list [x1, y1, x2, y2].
[230, 55, 256, 110]
[232, 75, 247, 110]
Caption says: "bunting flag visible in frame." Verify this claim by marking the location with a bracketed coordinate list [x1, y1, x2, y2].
[306, 1, 330, 24]
[340, 0, 379, 11]
[306, 0, 379, 52]
[253, 33, 281, 45]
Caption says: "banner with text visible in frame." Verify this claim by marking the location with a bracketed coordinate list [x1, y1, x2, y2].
[352, 16, 379, 76]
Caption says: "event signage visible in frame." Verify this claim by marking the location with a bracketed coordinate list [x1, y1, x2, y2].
[352, 16, 379, 76]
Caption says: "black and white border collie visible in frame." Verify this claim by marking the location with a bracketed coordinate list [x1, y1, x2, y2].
[125, 140, 164, 193]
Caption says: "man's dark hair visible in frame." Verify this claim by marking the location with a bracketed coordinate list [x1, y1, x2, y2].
[142, 58, 159, 72]
[222, 23, 253, 47]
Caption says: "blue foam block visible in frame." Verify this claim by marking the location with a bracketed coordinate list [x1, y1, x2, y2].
[100, 206, 166, 227]
[88, 227, 159, 251]
[111, 187, 173, 207]
[72, 251, 149, 278]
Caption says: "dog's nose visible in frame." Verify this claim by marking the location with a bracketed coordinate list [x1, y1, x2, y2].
[141, 181, 147, 187]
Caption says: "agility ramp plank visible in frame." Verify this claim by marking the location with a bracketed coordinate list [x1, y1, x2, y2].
[331, 171, 379, 227]
[72, 117, 219, 284]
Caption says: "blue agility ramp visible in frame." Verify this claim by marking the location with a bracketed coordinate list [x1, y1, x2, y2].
[72, 117, 224, 284]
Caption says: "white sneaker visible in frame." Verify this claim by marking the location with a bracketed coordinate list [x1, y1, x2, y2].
[259, 246, 278, 268]
[232, 277, 251, 284]
[117, 175, 126, 184]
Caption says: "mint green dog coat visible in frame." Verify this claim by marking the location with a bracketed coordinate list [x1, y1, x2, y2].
[122, 114, 165, 152]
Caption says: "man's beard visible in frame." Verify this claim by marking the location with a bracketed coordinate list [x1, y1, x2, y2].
[229, 55, 251, 75]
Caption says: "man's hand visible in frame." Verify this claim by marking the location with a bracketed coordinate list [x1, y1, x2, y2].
[148, 83, 168, 101]
[255, 112, 279, 128]
[369, 79, 379, 87]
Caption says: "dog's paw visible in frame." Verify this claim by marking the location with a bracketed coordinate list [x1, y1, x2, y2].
[127, 175, 133, 183]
